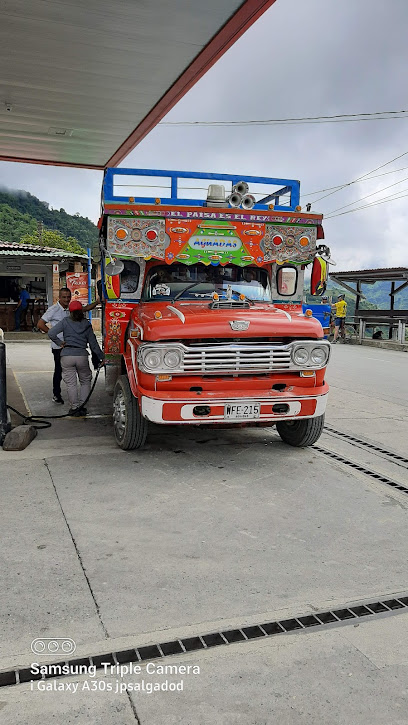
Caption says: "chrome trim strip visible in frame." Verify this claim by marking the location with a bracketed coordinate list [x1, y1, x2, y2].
[167, 305, 186, 323]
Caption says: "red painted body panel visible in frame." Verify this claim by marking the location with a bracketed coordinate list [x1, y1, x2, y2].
[134, 301, 324, 341]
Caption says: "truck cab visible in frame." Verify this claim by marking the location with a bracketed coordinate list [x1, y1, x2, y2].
[99, 169, 331, 450]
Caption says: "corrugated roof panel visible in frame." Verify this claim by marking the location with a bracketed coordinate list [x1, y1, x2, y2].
[0, 0, 276, 168]
[0, 241, 88, 258]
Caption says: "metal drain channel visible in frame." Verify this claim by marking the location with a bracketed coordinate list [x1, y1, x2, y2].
[314, 445, 408, 494]
[1, 594, 408, 688]
[324, 425, 408, 468]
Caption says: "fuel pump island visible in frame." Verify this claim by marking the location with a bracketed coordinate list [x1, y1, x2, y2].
[98, 169, 332, 450]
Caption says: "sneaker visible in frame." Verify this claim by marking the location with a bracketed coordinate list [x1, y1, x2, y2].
[74, 406, 87, 417]
[331, 339, 337, 344]
[53, 395, 64, 404]
[67, 407, 78, 416]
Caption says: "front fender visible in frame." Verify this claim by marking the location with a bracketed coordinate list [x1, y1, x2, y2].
[123, 340, 139, 397]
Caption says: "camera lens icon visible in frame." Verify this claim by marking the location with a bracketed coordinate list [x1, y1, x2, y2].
[31, 638, 76, 656]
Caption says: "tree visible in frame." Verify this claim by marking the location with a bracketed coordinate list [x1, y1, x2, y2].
[0, 204, 37, 242]
[0, 188, 98, 249]
[20, 229, 86, 255]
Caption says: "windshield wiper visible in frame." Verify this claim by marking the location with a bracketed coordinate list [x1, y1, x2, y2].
[173, 281, 204, 301]
[230, 289, 255, 305]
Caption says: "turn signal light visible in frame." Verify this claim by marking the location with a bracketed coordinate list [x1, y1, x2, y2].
[157, 374, 172, 381]
[300, 370, 315, 377]
[304, 309, 313, 317]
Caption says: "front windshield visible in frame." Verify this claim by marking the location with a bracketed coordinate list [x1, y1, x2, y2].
[142, 264, 272, 302]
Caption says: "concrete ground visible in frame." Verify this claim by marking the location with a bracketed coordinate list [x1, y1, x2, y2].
[1, 341, 408, 724]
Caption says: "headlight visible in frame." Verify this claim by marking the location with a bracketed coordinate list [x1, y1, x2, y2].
[163, 350, 182, 368]
[138, 345, 184, 373]
[293, 347, 309, 365]
[144, 350, 162, 370]
[311, 347, 328, 365]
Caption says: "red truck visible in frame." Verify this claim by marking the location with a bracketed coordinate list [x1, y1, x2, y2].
[99, 169, 331, 450]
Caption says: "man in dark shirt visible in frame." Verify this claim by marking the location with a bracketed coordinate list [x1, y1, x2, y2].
[14, 285, 30, 331]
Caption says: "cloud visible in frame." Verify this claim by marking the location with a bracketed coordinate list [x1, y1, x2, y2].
[1, 0, 407, 270]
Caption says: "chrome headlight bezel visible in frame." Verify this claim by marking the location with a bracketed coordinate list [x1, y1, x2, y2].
[291, 341, 330, 369]
[138, 344, 184, 373]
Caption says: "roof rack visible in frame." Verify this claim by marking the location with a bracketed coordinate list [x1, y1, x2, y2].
[102, 168, 300, 212]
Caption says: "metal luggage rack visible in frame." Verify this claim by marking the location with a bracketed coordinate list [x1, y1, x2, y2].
[102, 168, 301, 211]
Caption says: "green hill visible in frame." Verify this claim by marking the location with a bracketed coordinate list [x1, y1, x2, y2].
[0, 203, 37, 243]
[305, 278, 408, 314]
[0, 187, 98, 251]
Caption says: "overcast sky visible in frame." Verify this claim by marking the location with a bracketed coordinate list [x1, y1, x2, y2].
[1, 0, 408, 272]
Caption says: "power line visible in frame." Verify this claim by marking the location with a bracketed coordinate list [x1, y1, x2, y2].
[325, 174, 408, 215]
[160, 109, 408, 127]
[301, 165, 408, 197]
[302, 149, 408, 208]
[324, 189, 408, 219]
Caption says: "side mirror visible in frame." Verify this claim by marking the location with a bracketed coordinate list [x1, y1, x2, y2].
[310, 256, 328, 296]
[104, 256, 123, 300]
[276, 266, 298, 296]
[105, 258, 124, 276]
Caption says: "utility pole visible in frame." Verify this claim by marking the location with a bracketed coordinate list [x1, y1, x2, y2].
[87, 247, 92, 320]
[0, 340, 11, 444]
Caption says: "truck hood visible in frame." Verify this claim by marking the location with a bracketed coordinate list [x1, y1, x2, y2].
[136, 302, 323, 341]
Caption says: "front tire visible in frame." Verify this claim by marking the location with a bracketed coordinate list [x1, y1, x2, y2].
[276, 414, 325, 447]
[113, 375, 148, 450]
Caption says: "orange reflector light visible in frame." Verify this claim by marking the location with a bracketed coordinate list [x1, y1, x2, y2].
[305, 309, 313, 317]
[130, 329, 140, 338]
[157, 374, 172, 381]
[154, 310, 162, 319]
[295, 205, 302, 211]
[116, 228, 127, 240]
[155, 198, 161, 204]
[300, 370, 315, 377]
[129, 197, 135, 202]
[239, 294, 246, 301]
[268, 204, 274, 210]
[299, 236, 309, 247]
[213, 293, 219, 301]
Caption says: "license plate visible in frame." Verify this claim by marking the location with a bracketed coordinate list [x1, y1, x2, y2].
[224, 403, 261, 419]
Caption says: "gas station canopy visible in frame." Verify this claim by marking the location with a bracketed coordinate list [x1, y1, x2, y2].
[0, 0, 276, 170]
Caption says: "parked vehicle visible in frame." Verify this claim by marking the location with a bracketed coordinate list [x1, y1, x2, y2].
[99, 169, 332, 449]
[302, 302, 331, 338]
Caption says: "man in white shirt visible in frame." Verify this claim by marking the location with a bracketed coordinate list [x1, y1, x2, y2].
[37, 287, 98, 404]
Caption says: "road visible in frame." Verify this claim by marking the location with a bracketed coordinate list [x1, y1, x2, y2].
[1, 341, 407, 724]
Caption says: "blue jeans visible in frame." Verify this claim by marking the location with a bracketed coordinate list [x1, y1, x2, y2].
[14, 306, 27, 331]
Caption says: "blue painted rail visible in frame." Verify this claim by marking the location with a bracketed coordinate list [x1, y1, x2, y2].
[103, 168, 301, 211]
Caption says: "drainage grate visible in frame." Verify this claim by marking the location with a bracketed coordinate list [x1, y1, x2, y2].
[314, 445, 408, 494]
[2, 594, 408, 688]
[324, 426, 408, 469]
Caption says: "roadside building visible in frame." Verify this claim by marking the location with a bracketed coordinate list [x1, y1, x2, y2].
[0, 240, 89, 332]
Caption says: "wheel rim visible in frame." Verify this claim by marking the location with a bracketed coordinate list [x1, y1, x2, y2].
[113, 389, 126, 441]
[283, 420, 303, 431]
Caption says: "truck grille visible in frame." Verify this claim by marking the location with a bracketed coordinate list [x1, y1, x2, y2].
[182, 343, 292, 374]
